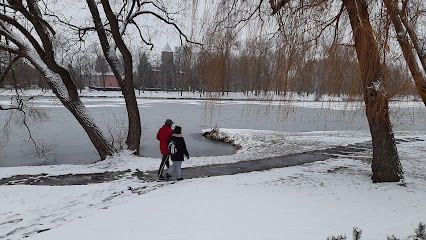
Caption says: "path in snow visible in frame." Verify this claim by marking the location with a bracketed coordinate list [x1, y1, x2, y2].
[1, 137, 423, 186]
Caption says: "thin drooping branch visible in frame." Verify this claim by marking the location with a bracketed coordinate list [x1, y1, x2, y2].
[333, 4, 345, 44]
[312, 6, 346, 44]
[213, 0, 240, 31]
[19, 107, 48, 157]
[0, 94, 49, 156]
[220, 1, 264, 31]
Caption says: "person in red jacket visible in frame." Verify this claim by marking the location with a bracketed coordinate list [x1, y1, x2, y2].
[156, 119, 174, 178]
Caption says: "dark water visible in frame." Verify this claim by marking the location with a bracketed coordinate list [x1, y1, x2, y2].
[0, 97, 424, 167]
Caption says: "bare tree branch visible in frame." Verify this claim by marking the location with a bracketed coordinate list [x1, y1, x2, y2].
[130, 20, 154, 49]
[44, 13, 99, 41]
[129, 10, 201, 46]
[312, 6, 345, 45]
[0, 12, 46, 60]
[224, 1, 264, 30]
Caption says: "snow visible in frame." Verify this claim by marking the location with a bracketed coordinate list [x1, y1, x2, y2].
[0, 90, 425, 239]
[1, 88, 422, 104]
[0, 128, 425, 240]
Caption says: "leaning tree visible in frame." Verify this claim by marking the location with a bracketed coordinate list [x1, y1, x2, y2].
[0, 0, 115, 159]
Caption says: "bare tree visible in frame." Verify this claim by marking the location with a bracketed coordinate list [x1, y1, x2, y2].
[85, 0, 199, 154]
[85, 0, 141, 153]
[0, 0, 115, 159]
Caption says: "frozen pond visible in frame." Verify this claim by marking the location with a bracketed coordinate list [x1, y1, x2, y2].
[0, 96, 425, 167]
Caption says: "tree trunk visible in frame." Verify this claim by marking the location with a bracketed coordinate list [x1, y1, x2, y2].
[121, 80, 141, 152]
[342, 0, 403, 182]
[103, 0, 141, 153]
[87, 0, 141, 154]
[61, 98, 116, 159]
[383, 0, 426, 106]
[26, 56, 116, 159]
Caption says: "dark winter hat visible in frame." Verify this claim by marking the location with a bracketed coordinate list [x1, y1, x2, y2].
[173, 126, 182, 134]
[165, 119, 174, 127]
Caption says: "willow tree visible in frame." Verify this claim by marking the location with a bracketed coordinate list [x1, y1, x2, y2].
[204, 0, 417, 182]
[340, 0, 402, 182]
[271, 0, 405, 182]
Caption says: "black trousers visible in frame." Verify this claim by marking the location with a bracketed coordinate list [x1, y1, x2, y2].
[157, 155, 170, 177]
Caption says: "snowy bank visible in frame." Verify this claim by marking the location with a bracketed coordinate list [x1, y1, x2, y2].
[0, 129, 425, 240]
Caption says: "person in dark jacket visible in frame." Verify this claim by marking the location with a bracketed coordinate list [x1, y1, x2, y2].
[165, 126, 189, 181]
[156, 119, 174, 178]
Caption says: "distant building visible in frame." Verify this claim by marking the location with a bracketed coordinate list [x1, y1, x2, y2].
[152, 43, 179, 90]
[93, 43, 182, 91]
[98, 73, 119, 88]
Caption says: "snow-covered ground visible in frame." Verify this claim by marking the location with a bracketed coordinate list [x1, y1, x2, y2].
[0, 88, 420, 102]
[0, 90, 425, 239]
[0, 128, 425, 240]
